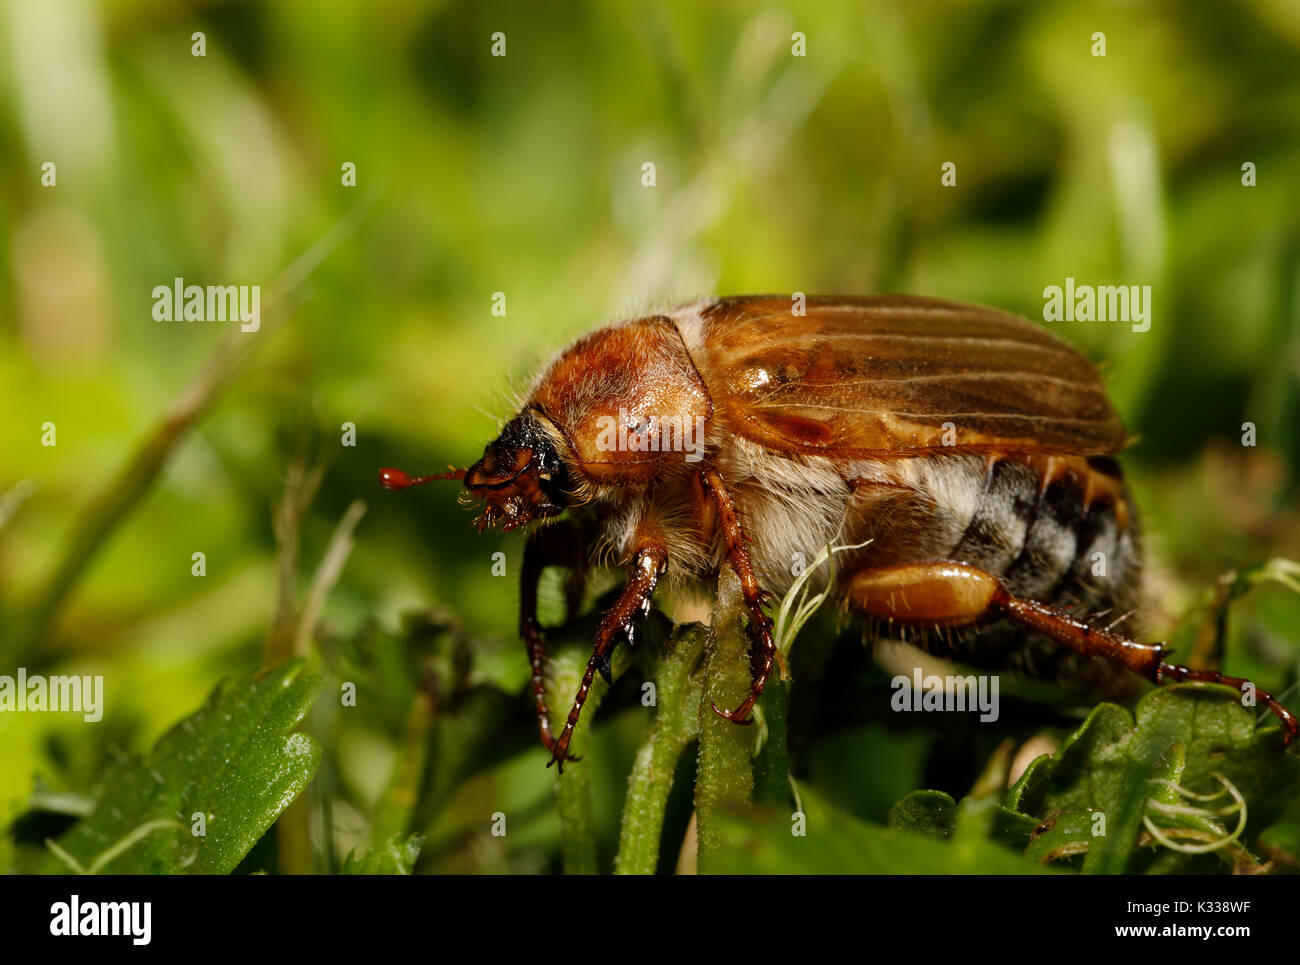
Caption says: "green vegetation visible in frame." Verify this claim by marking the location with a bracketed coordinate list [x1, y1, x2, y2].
[1, 0, 1298, 874]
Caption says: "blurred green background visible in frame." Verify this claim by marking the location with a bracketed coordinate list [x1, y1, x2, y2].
[2, 0, 1299, 873]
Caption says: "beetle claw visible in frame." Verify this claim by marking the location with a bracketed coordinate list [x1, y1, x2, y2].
[709, 698, 755, 725]
[595, 650, 613, 686]
[546, 746, 582, 772]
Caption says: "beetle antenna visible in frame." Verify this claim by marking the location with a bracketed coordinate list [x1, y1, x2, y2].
[378, 466, 466, 490]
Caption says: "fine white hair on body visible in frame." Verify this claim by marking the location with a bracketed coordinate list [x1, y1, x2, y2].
[718, 438, 853, 594]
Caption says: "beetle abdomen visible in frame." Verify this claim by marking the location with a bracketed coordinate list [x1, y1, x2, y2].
[947, 455, 1139, 616]
[843, 450, 1142, 685]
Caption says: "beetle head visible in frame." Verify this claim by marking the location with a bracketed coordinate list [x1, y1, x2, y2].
[379, 410, 570, 533]
[462, 412, 571, 531]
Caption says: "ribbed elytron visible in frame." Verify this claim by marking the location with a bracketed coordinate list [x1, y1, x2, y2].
[381, 295, 1297, 769]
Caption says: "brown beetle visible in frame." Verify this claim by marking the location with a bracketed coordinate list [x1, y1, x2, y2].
[381, 295, 1297, 769]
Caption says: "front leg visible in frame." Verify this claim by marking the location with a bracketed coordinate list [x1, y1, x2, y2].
[548, 523, 668, 770]
[700, 466, 776, 725]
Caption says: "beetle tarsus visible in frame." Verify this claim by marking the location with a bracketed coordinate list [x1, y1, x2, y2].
[708, 698, 757, 724]
[520, 523, 589, 761]
[1156, 662, 1298, 750]
[709, 609, 774, 723]
[546, 535, 668, 768]
[545, 745, 581, 773]
[700, 466, 778, 730]
[844, 558, 1297, 752]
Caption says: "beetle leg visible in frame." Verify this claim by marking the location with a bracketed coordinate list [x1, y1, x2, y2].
[845, 559, 1298, 747]
[521, 521, 588, 766]
[548, 528, 668, 770]
[700, 467, 776, 725]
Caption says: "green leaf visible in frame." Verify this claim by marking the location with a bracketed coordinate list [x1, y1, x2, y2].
[1257, 793, 1300, 871]
[1258, 820, 1300, 870]
[695, 572, 759, 873]
[710, 784, 1057, 875]
[615, 622, 709, 875]
[1080, 739, 1184, 875]
[887, 790, 957, 839]
[543, 602, 654, 875]
[1004, 684, 1300, 872]
[47, 660, 322, 874]
[341, 833, 424, 875]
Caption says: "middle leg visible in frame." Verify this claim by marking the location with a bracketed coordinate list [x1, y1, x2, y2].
[700, 466, 776, 725]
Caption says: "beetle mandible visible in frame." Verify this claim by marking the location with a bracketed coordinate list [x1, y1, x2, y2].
[381, 295, 1297, 769]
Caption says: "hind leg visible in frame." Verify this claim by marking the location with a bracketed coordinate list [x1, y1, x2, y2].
[845, 559, 1297, 747]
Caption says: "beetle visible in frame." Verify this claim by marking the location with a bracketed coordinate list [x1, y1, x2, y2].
[380, 295, 1297, 770]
